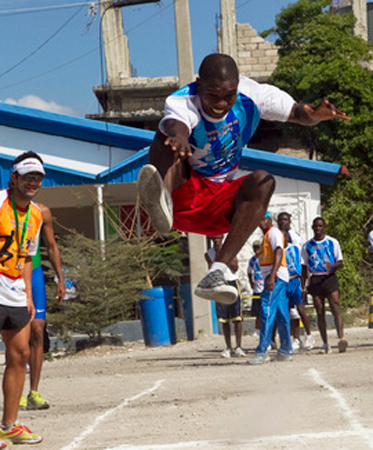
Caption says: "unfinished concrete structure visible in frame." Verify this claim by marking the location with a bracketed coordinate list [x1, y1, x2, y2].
[87, 0, 280, 131]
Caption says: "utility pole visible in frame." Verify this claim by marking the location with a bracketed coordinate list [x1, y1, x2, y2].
[220, 0, 237, 61]
[174, 0, 194, 86]
[99, 0, 131, 84]
[352, 0, 368, 40]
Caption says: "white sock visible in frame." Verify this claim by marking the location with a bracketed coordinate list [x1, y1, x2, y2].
[208, 262, 228, 275]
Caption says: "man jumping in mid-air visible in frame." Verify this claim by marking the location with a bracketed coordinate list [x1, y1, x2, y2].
[138, 53, 350, 305]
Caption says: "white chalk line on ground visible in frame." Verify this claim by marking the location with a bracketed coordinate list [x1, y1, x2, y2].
[59, 379, 164, 450]
[307, 367, 373, 450]
[103, 367, 373, 450]
[102, 430, 369, 450]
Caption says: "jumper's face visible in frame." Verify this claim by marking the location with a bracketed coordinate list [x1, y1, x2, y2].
[11, 171, 43, 200]
[278, 214, 291, 232]
[197, 77, 238, 120]
[312, 219, 325, 240]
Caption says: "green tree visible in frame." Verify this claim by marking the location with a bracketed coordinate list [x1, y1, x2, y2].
[46, 232, 188, 340]
[267, 0, 373, 306]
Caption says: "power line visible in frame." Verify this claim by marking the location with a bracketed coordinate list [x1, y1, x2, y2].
[0, 5, 85, 80]
[236, 0, 255, 10]
[0, 48, 98, 92]
[0, 2, 96, 17]
[0, 0, 173, 91]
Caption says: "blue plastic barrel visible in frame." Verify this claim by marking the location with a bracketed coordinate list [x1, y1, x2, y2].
[139, 286, 176, 346]
[179, 283, 194, 341]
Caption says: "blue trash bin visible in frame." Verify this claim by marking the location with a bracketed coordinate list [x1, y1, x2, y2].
[179, 283, 194, 341]
[139, 286, 176, 346]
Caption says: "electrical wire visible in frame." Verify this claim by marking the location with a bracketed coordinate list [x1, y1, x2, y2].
[0, 0, 172, 91]
[0, 5, 85, 80]
[0, 48, 97, 91]
[0, 2, 97, 16]
[236, 0, 255, 10]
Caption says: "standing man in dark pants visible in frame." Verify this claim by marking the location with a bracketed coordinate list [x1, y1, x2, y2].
[302, 217, 347, 354]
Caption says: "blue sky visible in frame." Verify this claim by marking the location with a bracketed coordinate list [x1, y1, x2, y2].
[0, 0, 297, 117]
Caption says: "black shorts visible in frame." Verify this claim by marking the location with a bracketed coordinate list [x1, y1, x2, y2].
[215, 281, 242, 323]
[308, 273, 339, 297]
[250, 295, 261, 317]
[0, 305, 30, 331]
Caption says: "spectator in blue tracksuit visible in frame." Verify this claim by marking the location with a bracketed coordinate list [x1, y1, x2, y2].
[248, 212, 292, 365]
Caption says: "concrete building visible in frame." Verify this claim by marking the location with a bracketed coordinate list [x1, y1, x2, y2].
[87, 0, 280, 134]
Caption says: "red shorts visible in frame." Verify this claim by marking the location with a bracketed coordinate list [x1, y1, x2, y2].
[171, 170, 245, 237]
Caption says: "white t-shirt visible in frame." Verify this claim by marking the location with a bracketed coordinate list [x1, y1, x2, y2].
[160, 75, 295, 181]
[301, 235, 343, 275]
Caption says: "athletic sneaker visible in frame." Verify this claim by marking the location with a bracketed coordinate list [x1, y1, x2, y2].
[320, 343, 332, 354]
[289, 307, 300, 320]
[248, 353, 271, 365]
[19, 393, 27, 410]
[27, 390, 50, 410]
[137, 164, 173, 234]
[252, 329, 260, 338]
[0, 439, 9, 449]
[276, 352, 293, 362]
[233, 347, 246, 357]
[195, 270, 238, 304]
[303, 334, 315, 350]
[292, 338, 301, 351]
[0, 423, 43, 444]
[338, 338, 348, 353]
[220, 348, 231, 358]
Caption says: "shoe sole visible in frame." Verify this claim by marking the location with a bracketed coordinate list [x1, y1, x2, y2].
[11, 437, 43, 444]
[338, 339, 348, 353]
[194, 285, 238, 305]
[137, 165, 173, 234]
[247, 356, 271, 365]
[319, 346, 332, 354]
[276, 354, 293, 362]
[27, 403, 50, 410]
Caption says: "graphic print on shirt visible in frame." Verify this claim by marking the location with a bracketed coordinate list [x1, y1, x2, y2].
[285, 245, 301, 277]
[0, 230, 15, 266]
[0, 191, 42, 280]
[307, 240, 336, 274]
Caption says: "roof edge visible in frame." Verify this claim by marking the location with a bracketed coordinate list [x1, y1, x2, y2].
[0, 102, 155, 151]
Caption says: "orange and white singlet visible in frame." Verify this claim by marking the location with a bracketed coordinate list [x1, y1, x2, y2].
[0, 190, 43, 307]
[258, 226, 289, 283]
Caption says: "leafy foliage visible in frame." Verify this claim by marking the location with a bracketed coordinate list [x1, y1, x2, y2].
[267, 0, 373, 306]
[46, 232, 188, 339]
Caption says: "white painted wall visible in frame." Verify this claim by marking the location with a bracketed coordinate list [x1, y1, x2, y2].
[234, 170, 321, 295]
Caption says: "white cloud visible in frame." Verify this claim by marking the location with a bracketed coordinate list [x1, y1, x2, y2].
[2, 95, 77, 116]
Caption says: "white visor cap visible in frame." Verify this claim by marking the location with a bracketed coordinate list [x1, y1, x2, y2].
[13, 158, 45, 176]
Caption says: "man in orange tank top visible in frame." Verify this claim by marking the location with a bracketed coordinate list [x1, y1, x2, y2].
[0, 151, 45, 445]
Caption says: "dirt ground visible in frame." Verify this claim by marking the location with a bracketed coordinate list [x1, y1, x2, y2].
[2, 326, 373, 450]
